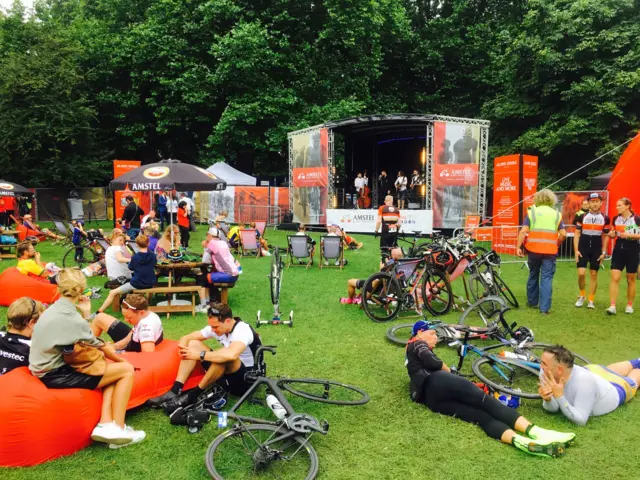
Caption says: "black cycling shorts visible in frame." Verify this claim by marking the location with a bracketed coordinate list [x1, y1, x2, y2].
[356, 279, 365, 289]
[379, 233, 397, 261]
[201, 361, 251, 396]
[107, 319, 132, 343]
[611, 246, 639, 273]
[576, 247, 603, 271]
[39, 365, 102, 390]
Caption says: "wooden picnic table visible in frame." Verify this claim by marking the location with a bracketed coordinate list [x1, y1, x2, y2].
[155, 261, 207, 287]
[0, 230, 19, 259]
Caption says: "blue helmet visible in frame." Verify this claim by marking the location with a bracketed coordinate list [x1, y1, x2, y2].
[412, 320, 431, 337]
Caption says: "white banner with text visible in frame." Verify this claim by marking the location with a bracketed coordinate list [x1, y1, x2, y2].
[326, 209, 433, 234]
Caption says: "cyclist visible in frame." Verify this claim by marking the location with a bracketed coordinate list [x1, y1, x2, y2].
[573, 193, 610, 309]
[407, 321, 575, 458]
[606, 197, 640, 315]
[540, 345, 639, 425]
[341, 247, 403, 304]
[148, 303, 261, 413]
[375, 195, 401, 268]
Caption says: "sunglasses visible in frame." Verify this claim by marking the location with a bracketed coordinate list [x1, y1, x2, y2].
[207, 306, 230, 318]
[122, 300, 138, 310]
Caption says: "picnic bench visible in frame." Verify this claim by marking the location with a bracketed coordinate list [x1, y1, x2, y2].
[0, 230, 19, 259]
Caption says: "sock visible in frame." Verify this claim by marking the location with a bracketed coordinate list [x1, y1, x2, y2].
[629, 358, 640, 370]
[588, 294, 595, 302]
[525, 424, 534, 436]
[628, 302, 633, 307]
[171, 381, 184, 394]
[188, 386, 204, 403]
[200, 298, 208, 306]
[579, 289, 586, 297]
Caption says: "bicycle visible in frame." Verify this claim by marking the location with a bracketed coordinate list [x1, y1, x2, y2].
[466, 250, 519, 308]
[257, 247, 293, 327]
[61, 233, 107, 268]
[205, 346, 370, 479]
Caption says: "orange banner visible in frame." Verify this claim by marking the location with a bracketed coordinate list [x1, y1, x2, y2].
[492, 155, 520, 227]
[475, 227, 493, 242]
[521, 155, 538, 219]
[113, 160, 141, 221]
[433, 164, 479, 187]
[292, 167, 329, 188]
[465, 215, 481, 233]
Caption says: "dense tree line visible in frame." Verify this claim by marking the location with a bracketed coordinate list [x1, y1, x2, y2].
[0, 0, 638, 188]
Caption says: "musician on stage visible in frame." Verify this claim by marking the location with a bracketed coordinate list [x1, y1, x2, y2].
[354, 173, 365, 209]
[378, 170, 391, 206]
[410, 169, 424, 206]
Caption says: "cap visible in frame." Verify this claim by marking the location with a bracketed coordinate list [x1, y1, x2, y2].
[589, 193, 603, 200]
[208, 226, 220, 237]
[412, 320, 431, 337]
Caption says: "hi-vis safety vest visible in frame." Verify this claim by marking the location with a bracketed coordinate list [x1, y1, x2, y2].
[527, 206, 561, 255]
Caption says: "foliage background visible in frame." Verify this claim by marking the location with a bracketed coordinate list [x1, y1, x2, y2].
[1, 0, 639, 188]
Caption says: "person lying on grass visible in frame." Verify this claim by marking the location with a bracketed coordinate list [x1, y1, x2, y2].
[539, 345, 639, 426]
[341, 247, 403, 304]
[90, 294, 164, 353]
[148, 302, 261, 416]
[407, 321, 575, 458]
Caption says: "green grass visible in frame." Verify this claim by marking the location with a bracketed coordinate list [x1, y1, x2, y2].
[2, 223, 639, 480]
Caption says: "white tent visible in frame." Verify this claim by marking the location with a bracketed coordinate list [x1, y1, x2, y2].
[206, 162, 256, 186]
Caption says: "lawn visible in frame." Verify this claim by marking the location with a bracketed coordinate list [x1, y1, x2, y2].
[1, 224, 638, 480]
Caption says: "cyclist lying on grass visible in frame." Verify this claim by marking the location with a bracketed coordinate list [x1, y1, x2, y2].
[540, 345, 639, 425]
[341, 247, 403, 304]
[407, 321, 575, 458]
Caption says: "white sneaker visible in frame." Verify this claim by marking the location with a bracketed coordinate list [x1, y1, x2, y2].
[195, 304, 208, 314]
[606, 305, 617, 315]
[91, 422, 132, 446]
[625, 305, 634, 314]
[109, 425, 146, 449]
[323, 260, 329, 266]
[575, 296, 586, 307]
[587, 301, 595, 309]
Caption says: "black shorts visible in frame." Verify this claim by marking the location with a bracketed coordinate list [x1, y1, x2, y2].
[611, 246, 640, 273]
[356, 279, 366, 289]
[39, 365, 102, 390]
[201, 361, 251, 396]
[576, 247, 602, 271]
[397, 190, 407, 200]
[380, 233, 397, 261]
[107, 319, 132, 343]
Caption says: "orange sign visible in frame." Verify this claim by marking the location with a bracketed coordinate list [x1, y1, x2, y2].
[492, 226, 519, 255]
[433, 164, 479, 187]
[492, 155, 520, 226]
[113, 160, 141, 221]
[475, 227, 493, 242]
[464, 214, 481, 235]
[292, 167, 329, 187]
[521, 155, 538, 219]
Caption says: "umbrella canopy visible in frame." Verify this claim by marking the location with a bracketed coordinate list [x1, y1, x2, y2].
[0, 180, 33, 197]
[109, 159, 226, 192]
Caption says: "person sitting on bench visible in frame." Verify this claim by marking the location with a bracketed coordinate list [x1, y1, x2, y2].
[195, 227, 239, 305]
[90, 294, 163, 353]
[148, 302, 261, 413]
[96, 235, 157, 314]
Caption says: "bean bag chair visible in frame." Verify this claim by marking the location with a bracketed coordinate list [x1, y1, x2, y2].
[0, 339, 205, 467]
[0, 267, 60, 307]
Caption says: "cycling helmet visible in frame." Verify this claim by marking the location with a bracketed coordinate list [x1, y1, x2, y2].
[431, 250, 454, 268]
[487, 250, 501, 266]
[512, 326, 534, 343]
[412, 320, 431, 336]
[167, 249, 183, 262]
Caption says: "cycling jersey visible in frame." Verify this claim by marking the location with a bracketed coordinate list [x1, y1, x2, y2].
[378, 205, 400, 234]
[610, 214, 640, 272]
[612, 214, 640, 245]
[0, 331, 31, 376]
[405, 338, 443, 403]
[575, 211, 610, 249]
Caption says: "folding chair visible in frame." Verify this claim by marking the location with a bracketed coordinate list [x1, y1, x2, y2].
[127, 240, 141, 254]
[52, 220, 73, 245]
[320, 235, 345, 270]
[255, 221, 267, 238]
[287, 235, 313, 269]
[239, 229, 261, 258]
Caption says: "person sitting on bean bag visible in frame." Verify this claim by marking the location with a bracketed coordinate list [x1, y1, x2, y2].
[16, 241, 59, 284]
[0, 297, 45, 376]
[90, 294, 163, 353]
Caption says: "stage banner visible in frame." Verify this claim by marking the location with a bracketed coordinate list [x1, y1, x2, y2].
[492, 155, 520, 226]
[521, 155, 538, 219]
[326, 209, 433, 234]
[432, 121, 481, 228]
[291, 128, 329, 224]
[113, 160, 141, 221]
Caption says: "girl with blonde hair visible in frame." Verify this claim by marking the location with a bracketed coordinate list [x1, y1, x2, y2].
[0, 297, 45, 375]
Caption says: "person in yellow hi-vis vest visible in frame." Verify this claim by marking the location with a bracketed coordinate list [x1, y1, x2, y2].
[516, 189, 567, 314]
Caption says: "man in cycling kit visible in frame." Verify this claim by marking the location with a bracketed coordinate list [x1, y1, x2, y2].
[540, 345, 640, 425]
[148, 303, 261, 413]
[407, 321, 575, 458]
[573, 193, 610, 309]
[375, 195, 400, 267]
[606, 197, 640, 315]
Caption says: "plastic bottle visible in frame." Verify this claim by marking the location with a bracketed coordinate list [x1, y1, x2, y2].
[499, 351, 528, 361]
[266, 394, 287, 420]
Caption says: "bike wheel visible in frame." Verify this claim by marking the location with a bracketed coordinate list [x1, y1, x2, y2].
[206, 424, 319, 480]
[277, 378, 370, 406]
[361, 272, 402, 322]
[410, 242, 435, 257]
[472, 356, 542, 399]
[421, 268, 453, 316]
[270, 247, 281, 305]
[458, 296, 507, 328]
[493, 273, 519, 308]
[386, 322, 462, 346]
[481, 342, 591, 367]
[62, 244, 98, 268]
[468, 273, 493, 302]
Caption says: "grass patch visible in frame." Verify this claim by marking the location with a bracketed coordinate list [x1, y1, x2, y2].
[1, 223, 638, 479]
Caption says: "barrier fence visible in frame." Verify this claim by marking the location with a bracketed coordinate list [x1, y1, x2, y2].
[237, 205, 282, 226]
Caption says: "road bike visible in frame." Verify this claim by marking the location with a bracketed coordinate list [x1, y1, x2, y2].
[466, 250, 519, 308]
[257, 247, 293, 327]
[205, 346, 369, 479]
[61, 233, 108, 268]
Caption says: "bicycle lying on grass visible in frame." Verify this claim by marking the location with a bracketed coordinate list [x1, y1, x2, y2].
[205, 346, 370, 479]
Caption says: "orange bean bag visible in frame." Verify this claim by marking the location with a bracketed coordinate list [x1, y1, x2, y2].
[0, 267, 60, 307]
[0, 339, 205, 467]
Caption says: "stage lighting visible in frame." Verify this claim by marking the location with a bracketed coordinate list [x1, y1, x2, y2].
[421, 147, 426, 164]
[421, 184, 426, 196]
[333, 195, 337, 208]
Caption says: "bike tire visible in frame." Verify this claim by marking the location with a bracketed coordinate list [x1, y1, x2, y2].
[386, 322, 466, 346]
[270, 247, 281, 305]
[277, 378, 370, 406]
[409, 242, 435, 258]
[480, 342, 591, 367]
[472, 356, 542, 399]
[361, 272, 402, 323]
[205, 424, 319, 480]
[458, 296, 508, 328]
[493, 273, 519, 308]
[421, 268, 453, 316]
[62, 244, 98, 268]
[468, 273, 493, 302]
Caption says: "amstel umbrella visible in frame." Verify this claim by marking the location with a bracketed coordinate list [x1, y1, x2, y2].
[0, 180, 33, 197]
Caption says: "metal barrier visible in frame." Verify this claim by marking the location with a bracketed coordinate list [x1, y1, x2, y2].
[237, 205, 282, 226]
[453, 225, 580, 264]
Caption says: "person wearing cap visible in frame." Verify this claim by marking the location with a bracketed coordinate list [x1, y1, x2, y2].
[516, 189, 567, 314]
[406, 321, 576, 458]
[147, 302, 261, 414]
[573, 193, 610, 309]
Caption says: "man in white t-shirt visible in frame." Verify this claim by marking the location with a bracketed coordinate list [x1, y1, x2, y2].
[105, 233, 132, 280]
[141, 210, 156, 229]
[149, 303, 261, 413]
[90, 294, 164, 353]
[394, 170, 408, 209]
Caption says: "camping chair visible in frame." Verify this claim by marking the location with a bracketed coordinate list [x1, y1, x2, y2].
[239, 229, 261, 258]
[52, 220, 73, 245]
[127, 240, 141, 254]
[287, 235, 313, 269]
[320, 235, 345, 270]
[218, 221, 230, 237]
[255, 221, 267, 238]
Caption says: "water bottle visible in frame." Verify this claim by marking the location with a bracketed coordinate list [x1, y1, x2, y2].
[499, 351, 528, 361]
[266, 394, 287, 420]
[217, 411, 228, 428]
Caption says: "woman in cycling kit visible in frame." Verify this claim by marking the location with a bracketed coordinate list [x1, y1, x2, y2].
[607, 198, 640, 315]
[406, 321, 575, 458]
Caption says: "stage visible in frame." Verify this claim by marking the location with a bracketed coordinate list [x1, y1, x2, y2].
[326, 208, 433, 234]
